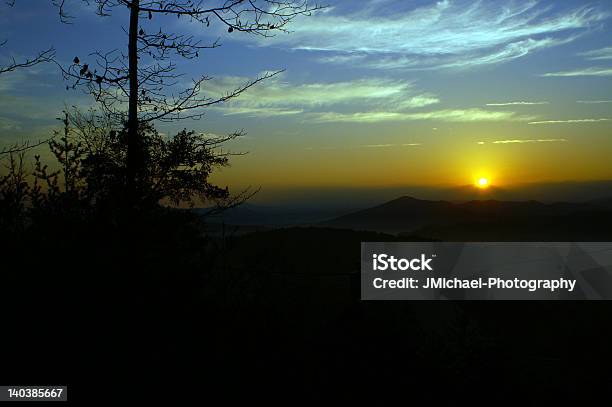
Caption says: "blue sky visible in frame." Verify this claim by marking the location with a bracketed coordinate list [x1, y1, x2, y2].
[1, 0, 612, 196]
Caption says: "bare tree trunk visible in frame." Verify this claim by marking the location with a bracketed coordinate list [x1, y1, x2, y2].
[127, 0, 140, 208]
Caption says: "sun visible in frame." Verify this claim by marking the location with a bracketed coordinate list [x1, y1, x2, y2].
[476, 177, 489, 188]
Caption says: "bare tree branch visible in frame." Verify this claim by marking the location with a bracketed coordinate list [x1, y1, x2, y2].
[142, 70, 284, 122]
[0, 137, 55, 156]
[56, 1, 324, 125]
[0, 47, 55, 75]
[49, 0, 324, 209]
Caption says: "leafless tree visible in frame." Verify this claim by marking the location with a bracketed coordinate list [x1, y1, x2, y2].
[54, 0, 323, 207]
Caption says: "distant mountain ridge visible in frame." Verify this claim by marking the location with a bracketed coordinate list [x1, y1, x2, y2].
[322, 195, 612, 235]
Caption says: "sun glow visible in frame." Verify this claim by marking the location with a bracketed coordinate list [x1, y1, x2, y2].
[477, 177, 489, 188]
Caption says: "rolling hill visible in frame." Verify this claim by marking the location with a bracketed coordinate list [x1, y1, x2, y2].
[322, 196, 612, 239]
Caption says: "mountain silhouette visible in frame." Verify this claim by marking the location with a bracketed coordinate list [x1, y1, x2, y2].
[322, 196, 612, 239]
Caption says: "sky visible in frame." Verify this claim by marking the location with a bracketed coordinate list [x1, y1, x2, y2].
[1, 0, 612, 202]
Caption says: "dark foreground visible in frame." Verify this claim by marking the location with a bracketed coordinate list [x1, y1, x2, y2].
[3, 215, 612, 404]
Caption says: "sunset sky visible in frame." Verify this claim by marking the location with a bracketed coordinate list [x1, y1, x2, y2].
[1, 0, 611, 201]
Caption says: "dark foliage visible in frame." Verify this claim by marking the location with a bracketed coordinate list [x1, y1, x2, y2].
[1, 109, 242, 225]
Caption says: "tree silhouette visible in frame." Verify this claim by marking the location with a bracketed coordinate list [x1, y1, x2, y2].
[55, 0, 322, 209]
[66, 108, 254, 210]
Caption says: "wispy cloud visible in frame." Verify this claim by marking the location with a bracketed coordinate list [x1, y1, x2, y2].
[486, 101, 549, 106]
[309, 109, 530, 124]
[208, 75, 529, 124]
[360, 143, 421, 148]
[361, 144, 395, 148]
[528, 118, 610, 125]
[305, 143, 422, 151]
[256, 1, 608, 70]
[208, 75, 445, 120]
[578, 46, 612, 60]
[491, 138, 567, 144]
[220, 107, 304, 117]
[541, 68, 612, 77]
[0, 61, 57, 93]
[437, 37, 577, 69]
[396, 95, 440, 109]
[576, 100, 612, 104]
[209, 75, 439, 117]
[0, 116, 22, 131]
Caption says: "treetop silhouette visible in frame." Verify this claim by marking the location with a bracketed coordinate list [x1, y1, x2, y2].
[53, 0, 323, 208]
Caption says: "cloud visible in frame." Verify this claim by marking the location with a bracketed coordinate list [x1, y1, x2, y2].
[541, 68, 612, 77]
[305, 142, 422, 151]
[214, 77, 415, 107]
[491, 138, 567, 144]
[0, 116, 22, 131]
[353, 37, 572, 70]
[255, 1, 608, 70]
[486, 101, 549, 106]
[359, 143, 421, 148]
[309, 109, 529, 124]
[220, 107, 304, 117]
[317, 54, 367, 65]
[361, 144, 395, 148]
[205, 75, 532, 124]
[209, 75, 439, 118]
[437, 37, 577, 69]
[578, 46, 612, 60]
[396, 95, 440, 109]
[528, 118, 610, 125]
[576, 100, 612, 104]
